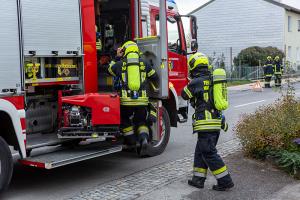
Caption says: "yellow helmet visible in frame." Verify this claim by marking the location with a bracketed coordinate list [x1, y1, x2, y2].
[121, 41, 139, 56]
[267, 56, 272, 61]
[188, 52, 209, 72]
[275, 56, 280, 61]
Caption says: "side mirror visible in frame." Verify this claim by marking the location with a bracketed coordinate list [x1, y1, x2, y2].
[191, 40, 198, 52]
[190, 16, 198, 40]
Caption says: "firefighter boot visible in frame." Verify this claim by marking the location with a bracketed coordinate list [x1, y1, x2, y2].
[188, 176, 205, 189]
[137, 132, 149, 157]
[212, 175, 234, 191]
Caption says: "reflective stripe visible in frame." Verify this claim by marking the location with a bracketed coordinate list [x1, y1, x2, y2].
[122, 126, 134, 136]
[121, 97, 149, 106]
[184, 86, 193, 98]
[137, 125, 149, 134]
[123, 131, 134, 136]
[193, 125, 222, 131]
[141, 72, 146, 82]
[127, 58, 139, 63]
[123, 126, 133, 133]
[194, 167, 207, 173]
[194, 172, 207, 178]
[147, 69, 156, 77]
[108, 62, 116, 77]
[205, 111, 212, 120]
[212, 166, 227, 176]
[122, 90, 128, 98]
[213, 75, 226, 81]
[150, 110, 157, 117]
[122, 73, 126, 83]
[215, 170, 229, 179]
[193, 119, 221, 126]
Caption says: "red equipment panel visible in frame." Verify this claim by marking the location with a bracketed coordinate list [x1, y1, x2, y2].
[62, 93, 120, 125]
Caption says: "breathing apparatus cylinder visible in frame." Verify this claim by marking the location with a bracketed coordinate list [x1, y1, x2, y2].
[126, 52, 141, 98]
[213, 68, 229, 111]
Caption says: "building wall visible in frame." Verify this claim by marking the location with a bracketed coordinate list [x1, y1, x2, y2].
[192, 0, 285, 69]
[284, 10, 300, 70]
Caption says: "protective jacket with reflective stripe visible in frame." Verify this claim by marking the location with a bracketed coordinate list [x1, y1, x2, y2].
[273, 61, 283, 75]
[106, 57, 159, 106]
[181, 71, 222, 133]
[264, 61, 274, 77]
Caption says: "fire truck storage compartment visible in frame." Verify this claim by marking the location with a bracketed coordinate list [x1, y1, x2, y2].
[0, 1, 22, 94]
[21, 0, 82, 57]
[26, 94, 58, 134]
[96, 0, 132, 92]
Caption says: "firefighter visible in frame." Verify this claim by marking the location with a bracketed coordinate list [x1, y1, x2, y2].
[263, 56, 274, 88]
[273, 56, 283, 87]
[106, 41, 159, 156]
[182, 53, 234, 191]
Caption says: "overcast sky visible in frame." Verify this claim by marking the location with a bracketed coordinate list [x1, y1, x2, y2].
[176, 0, 300, 14]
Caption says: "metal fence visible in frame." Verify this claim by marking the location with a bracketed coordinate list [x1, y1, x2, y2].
[226, 64, 300, 81]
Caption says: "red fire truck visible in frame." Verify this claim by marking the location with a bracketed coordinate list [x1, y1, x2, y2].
[0, 0, 197, 191]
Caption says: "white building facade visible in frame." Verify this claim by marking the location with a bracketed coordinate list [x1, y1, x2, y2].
[190, 0, 300, 70]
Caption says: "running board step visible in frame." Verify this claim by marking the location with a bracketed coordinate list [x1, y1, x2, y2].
[19, 145, 122, 169]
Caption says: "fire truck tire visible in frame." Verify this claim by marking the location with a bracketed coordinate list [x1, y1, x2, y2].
[0, 136, 13, 193]
[146, 106, 170, 157]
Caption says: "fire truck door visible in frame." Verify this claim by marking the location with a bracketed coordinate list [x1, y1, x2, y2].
[0, 1, 22, 94]
[167, 16, 188, 95]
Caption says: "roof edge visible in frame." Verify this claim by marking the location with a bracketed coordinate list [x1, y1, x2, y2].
[188, 0, 215, 15]
[263, 0, 300, 14]
[188, 0, 300, 15]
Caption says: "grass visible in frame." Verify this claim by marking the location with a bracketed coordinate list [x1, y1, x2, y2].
[227, 80, 252, 87]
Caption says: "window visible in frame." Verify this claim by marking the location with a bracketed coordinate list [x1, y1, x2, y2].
[155, 15, 181, 53]
[288, 16, 292, 32]
[298, 20, 300, 32]
[167, 16, 181, 53]
[142, 16, 148, 37]
[288, 46, 292, 59]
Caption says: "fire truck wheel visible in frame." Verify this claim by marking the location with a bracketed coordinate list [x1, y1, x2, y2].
[146, 106, 171, 157]
[0, 136, 13, 193]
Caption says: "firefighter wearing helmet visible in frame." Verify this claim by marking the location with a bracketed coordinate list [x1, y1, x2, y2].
[263, 56, 274, 88]
[106, 41, 159, 156]
[273, 56, 283, 87]
[182, 52, 234, 191]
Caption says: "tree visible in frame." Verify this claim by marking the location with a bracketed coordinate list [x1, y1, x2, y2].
[234, 46, 285, 67]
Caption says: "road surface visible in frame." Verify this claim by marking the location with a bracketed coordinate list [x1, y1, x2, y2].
[2, 83, 300, 200]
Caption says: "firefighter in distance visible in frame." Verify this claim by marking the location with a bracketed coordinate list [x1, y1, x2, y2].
[263, 56, 274, 88]
[182, 53, 234, 191]
[273, 56, 283, 87]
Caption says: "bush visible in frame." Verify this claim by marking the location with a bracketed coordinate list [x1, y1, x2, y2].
[235, 95, 300, 156]
[235, 93, 300, 177]
[268, 150, 300, 177]
[233, 46, 285, 67]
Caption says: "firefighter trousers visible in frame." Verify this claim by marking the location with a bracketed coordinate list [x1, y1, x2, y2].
[264, 76, 272, 88]
[121, 106, 149, 145]
[274, 74, 282, 87]
[193, 131, 233, 185]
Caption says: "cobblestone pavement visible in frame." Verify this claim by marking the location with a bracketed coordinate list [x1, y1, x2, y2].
[68, 139, 241, 200]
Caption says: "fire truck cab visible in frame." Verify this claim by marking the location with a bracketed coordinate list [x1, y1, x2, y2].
[0, 0, 198, 192]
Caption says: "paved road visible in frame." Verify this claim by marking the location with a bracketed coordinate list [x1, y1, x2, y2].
[2, 83, 300, 200]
